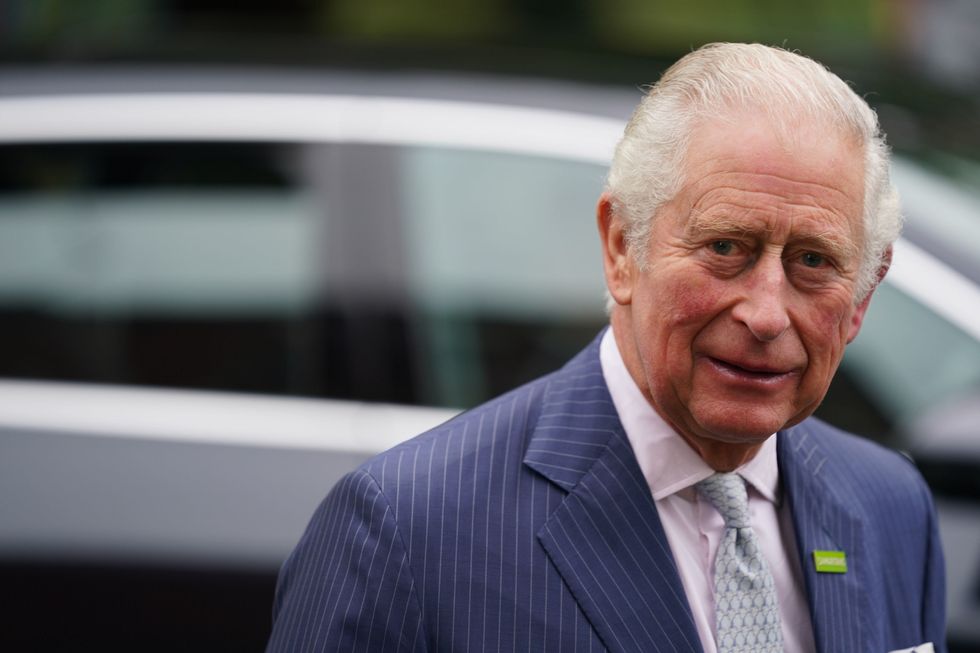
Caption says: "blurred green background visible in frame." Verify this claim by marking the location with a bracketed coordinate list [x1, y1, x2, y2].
[2, 0, 979, 170]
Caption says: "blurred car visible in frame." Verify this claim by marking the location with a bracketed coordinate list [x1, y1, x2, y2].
[0, 69, 977, 651]
[904, 392, 980, 650]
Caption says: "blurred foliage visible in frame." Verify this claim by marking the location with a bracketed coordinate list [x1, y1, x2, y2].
[1, 0, 158, 50]
[0, 0, 977, 162]
[591, 0, 880, 57]
[0, 0, 899, 58]
[317, 0, 515, 41]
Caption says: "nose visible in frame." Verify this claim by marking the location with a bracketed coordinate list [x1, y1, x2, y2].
[731, 256, 791, 342]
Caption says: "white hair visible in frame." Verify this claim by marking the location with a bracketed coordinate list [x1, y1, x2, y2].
[605, 42, 902, 304]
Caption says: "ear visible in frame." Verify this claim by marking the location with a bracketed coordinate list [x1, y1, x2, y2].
[846, 246, 892, 343]
[597, 192, 635, 307]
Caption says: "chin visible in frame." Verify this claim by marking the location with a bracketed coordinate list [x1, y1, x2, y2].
[693, 405, 791, 443]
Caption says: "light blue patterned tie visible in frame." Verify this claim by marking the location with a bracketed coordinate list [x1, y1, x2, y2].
[695, 473, 782, 653]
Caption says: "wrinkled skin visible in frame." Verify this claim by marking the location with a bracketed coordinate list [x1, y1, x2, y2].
[599, 115, 887, 471]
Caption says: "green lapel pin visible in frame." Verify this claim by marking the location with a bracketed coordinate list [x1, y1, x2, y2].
[813, 550, 847, 573]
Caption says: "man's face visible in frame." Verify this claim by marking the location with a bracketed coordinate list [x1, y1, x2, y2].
[601, 115, 873, 461]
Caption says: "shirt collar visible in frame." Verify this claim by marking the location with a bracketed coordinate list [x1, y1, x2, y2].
[598, 328, 780, 504]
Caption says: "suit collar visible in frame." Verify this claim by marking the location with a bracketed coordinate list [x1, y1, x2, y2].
[779, 423, 872, 653]
[522, 334, 622, 491]
[524, 334, 703, 653]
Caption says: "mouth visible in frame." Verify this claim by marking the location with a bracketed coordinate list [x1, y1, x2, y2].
[706, 356, 797, 384]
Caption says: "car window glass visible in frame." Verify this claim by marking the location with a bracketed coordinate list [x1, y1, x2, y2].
[842, 281, 980, 426]
[892, 158, 980, 282]
[0, 191, 320, 313]
[402, 147, 608, 317]
[0, 141, 609, 409]
[0, 143, 319, 314]
[398, 146, 609, 406]
[0, 142, 332, 396]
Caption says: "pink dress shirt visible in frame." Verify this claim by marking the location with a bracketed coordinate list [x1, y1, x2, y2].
[599, 330, 816, 653]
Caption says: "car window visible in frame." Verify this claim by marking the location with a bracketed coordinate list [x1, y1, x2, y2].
[0, 143, 318, 313]
[891, 157, 980, 283]
[401, 146, 608, 406]
[0, 141, 607, 408]
[842, 281, 980, 426]
[403, 147, 607, 316]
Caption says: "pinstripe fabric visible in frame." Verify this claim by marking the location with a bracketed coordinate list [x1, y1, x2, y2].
[268, 333, 946, 653]
[778, 421, 947, 653]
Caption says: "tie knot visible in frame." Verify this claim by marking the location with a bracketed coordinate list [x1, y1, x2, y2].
[695, 473, 750, 528]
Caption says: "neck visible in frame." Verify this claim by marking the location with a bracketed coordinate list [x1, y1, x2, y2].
[678, 436, 764, 472]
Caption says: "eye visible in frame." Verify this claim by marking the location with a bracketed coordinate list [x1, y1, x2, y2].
[801, 252, 825, 268]
[710, 240, 735, 255]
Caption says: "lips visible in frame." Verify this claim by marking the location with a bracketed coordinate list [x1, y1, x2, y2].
[706, 356, 797, 384]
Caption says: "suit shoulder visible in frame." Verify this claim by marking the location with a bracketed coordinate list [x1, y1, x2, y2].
[356, 370, 557, 488]
[788, 417, 934, 512]
[791, 417, 921, 478]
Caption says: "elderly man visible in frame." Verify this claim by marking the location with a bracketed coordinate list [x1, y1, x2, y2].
[267, 44, 945, 653]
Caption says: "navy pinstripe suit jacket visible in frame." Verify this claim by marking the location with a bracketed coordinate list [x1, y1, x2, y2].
[268, 333, 946, 652]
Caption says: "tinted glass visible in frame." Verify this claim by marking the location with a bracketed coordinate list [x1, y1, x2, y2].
[0, 141, 607, 407]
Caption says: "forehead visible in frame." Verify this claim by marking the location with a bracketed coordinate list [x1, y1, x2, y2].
[676, 114, 866, 240]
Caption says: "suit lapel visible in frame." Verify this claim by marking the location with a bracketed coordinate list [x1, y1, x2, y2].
[779, 423, 872, 653]
[523, 337, 703, 653]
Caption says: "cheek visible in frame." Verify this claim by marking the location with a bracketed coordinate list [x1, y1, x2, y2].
[657, 273, 726, 328]
[649, 277, 728, 377]
[798, 302, 855, 366]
